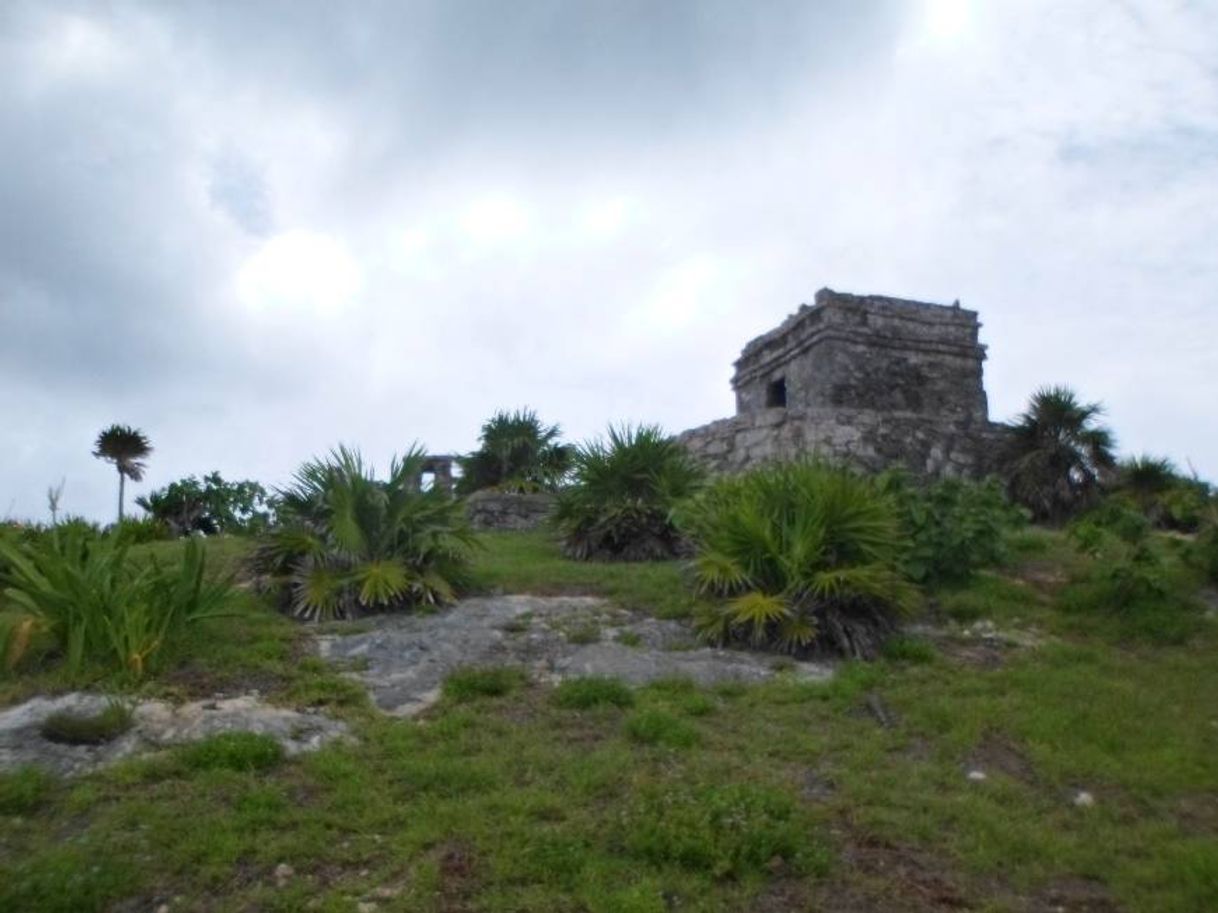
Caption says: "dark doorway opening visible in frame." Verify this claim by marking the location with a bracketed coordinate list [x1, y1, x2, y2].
[766, 377, 787, 408]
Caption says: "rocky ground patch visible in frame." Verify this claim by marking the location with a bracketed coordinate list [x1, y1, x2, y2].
[317, 594, 834, 715]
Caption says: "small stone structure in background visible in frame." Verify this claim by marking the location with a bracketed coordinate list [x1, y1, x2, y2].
[417, 454, 456, 493]
[465, 490, 555, 531]
[679, 288, 1009, 477]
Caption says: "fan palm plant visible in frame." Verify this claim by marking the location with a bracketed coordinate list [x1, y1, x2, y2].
[456, 408, 572, 494]
[553, 424, 703, 561]
[681, 461, 916, 659]
[253, 445, 475, 621]
[1002, 386, 1116, 523]
[92, 424, 153, 523]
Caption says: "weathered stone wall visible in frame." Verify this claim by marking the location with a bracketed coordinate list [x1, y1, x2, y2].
[680, 287, 1007, 478]
[678, 408, 1008, 478]
[465, 490, 555, 531]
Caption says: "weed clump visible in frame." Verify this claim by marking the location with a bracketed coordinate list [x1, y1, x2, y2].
[621, 782, 825, 878]
[552, 677, 635, 710]
[40, 702, 133, 745]
[180, 732, 284, 773]
[624, 709, 700, 748]
[442, 665, 527, 702]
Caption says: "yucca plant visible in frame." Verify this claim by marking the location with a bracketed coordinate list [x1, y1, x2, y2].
[680, 461, 917, 659]
[253, 445, 476, 621]
[456, 408, 573, 494]
[0, 529, 233, 679]
[553, 425, 704, 561]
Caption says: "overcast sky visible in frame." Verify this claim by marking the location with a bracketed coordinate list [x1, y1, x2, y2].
[2, 0, 1215, 522]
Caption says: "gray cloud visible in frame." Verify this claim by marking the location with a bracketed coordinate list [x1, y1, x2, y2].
[1, 0, 1216, 522]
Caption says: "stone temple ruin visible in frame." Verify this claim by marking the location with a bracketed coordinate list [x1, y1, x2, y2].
[679, 288, 1007, 477]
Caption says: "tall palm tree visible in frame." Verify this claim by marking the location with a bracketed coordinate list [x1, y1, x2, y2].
[1003, 386, 1115, 523]
[92, 424, 153, 523]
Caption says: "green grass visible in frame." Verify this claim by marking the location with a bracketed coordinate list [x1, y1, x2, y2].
[469, 530, 700, 618]
[442, 665, 527, 702]
[552, 676, 636, 709]
[2, 527, 1217, 911]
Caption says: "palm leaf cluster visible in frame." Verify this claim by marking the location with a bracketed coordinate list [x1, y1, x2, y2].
[92, 424, 153, 522]
[456, 408, 572, 494]
[253, 446, 475, 621]
[553, 425, 704, 561]
[1003, 386, 1116, 523]
[0, 529, 232, 679]
[681, 461, 916, 659]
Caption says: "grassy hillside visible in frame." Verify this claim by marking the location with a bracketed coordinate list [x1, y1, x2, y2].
[1, 529, 1216, 911]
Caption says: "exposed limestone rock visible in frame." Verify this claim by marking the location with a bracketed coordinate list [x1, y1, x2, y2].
[317, 595, 832, 716]
[679, 288, 1012, 477]
[0, 692, 347, 776]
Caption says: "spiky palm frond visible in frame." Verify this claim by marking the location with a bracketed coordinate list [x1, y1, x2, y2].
[1003, 386, 1116, 522]
[456, 408, 573, 494]
[681, 460, 911, 658]
[254, 444, 475, 621]
[553, 424, 703, 561]
[93, 425, 153, 481]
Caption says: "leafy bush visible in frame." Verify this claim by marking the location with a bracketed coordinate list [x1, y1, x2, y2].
[180, 731, 284, 772]
[1188, 525, 1218, 585]
[442, 665, 527, 701]
[456, 408, 573, 494]
[1002, 386, 1116, 523]
[40, 701, 133, 745]
[553, 425, 703, 561]
[1059, 535, 1202, 644]
[252, 446, 475, 621]
[1112, 456, 1213, 532]
[1068, 498, 1151, 553]
[879, 472, 1024, 584]
[0, 529, 234, 679]
[552, 676, 635, 709]
[621, 782, 822, 878]
[137, 472, 274, 536]
[681, 461, 916, 659]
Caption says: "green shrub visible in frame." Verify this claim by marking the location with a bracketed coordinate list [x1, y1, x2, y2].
[621, 783, 823, 878]
[40, 701, 133, 745]
[1059, 541, 1201, 644]
[442, 665, 527, 701]
[1115, 456, 1213, 532]
[252, 445, 476, 621]
[880, 472, 1024, 584]
[136, 471, 274, 536]
[624, 709, 700, 748]
[681, 460, 917, 659]
[1187, 525, 1218, 585]
[552, 676, 635, 709]
[553, 425, 703, 561]
[180, 732, 284, 773]
[456, 408, 573, 494]
[112, 516, 169, 545]
[1068, 498, 1151, 552]
[0, 766, 54, 815]
[0, 530, 234, 679]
